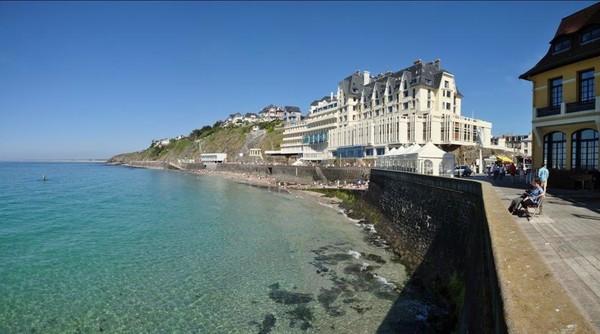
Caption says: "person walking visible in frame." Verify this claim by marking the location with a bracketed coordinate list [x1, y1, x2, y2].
[519, 163, 526, 183]
[509, 163, 517, 183]
[538, 163, 549, 192]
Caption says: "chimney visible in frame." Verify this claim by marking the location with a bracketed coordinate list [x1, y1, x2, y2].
[363, 71, 371, 85]
[414, 59, 422, 65]
[434, 59, 440, 69]
[330, 92, 334, 100]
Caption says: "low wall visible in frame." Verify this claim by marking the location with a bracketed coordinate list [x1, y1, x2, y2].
[366, 169, 594, 333]
[366, 169, 500, 332]
[212, 164, 370, 184]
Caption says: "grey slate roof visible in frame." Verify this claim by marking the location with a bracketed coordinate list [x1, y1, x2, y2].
[310, 96, 335, 107]
[520, 2, 600, 79]
[359, 59, 455, 94]
[338, 71, 366, 97]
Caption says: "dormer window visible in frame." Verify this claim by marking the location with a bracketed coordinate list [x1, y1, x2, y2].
[553, 37, 571, 54]
[581, 26, 600, 44]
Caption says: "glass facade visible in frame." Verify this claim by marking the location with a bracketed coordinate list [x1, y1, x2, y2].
[571, 129, 598, 171]
[550, 77, 563, 107]
[334, 146, 365, 158]
[302, 132, 327, 144]
[543, 131, 566, 170]
[580, 70, 595, 102]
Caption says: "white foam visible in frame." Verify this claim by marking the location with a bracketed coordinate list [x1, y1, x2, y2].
[347, 250, 362, 259]
[373, 274, 397, 290]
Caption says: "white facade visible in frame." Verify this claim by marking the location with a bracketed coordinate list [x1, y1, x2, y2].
[377, 142, 456, 176]
[280, 59, 493, 161]
[201, 153, 227, 163]
[491, 133, 533, 157]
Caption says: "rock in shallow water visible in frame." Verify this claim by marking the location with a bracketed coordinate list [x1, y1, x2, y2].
[257, 313, 276, 334]
[268, 283, 314, 305]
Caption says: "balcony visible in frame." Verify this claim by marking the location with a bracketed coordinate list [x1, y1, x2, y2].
[536, 106, 561, 117]
[566, 100, 595, 113]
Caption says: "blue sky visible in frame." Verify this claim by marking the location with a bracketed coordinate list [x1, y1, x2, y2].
[0, 1, 597, 160]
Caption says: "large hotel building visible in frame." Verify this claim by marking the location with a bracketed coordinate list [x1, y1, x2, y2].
[278, 59, 492, 161]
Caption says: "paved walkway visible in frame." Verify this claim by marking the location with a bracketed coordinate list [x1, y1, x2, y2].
[474, 174, 600, 332]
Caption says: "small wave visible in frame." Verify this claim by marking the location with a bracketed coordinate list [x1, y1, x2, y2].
[357, 223, 377, 234]
[373, 274, 397, 290]
[347, 250, 362, 259]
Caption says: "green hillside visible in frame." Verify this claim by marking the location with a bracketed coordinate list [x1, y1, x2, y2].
[108, 120, 284, 164]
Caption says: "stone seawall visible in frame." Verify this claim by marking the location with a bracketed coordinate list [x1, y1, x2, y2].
[212, 163, 370, 185]
[365, 169, 501, 332]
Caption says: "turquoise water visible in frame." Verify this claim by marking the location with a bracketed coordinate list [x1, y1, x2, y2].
[0, 162, 412, 333]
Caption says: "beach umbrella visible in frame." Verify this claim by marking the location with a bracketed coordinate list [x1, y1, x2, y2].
[496, 155, 512, 163]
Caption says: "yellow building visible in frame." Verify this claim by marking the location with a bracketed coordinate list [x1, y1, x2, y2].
[520, 2, 600, 188]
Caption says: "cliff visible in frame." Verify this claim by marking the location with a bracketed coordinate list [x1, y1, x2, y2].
[108, 122, 284, 165]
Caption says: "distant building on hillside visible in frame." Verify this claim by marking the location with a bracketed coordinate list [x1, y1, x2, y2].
[222, 105, 302, 126]
[283, 106, 302, 122]
[491, 133, 532, 157]
[200, 153, 227, 163]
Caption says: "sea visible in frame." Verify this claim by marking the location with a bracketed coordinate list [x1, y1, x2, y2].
[0, 162, 433, 333]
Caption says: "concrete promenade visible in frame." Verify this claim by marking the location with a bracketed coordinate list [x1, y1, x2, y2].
[477, 174, 600, 332]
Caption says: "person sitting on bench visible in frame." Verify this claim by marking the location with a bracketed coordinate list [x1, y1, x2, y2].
[508, 179, 544, 216]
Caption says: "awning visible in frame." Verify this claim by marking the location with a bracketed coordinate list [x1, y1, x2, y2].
[496, 155, 513, 163]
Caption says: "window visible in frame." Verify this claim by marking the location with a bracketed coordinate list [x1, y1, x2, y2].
[543, 131, 566, 170]
[403, 91, 409, 98]
[550, 77, 563, 107]
[553, 37, 571, 54]
[427, 101, 431, 108]
[572, 129, 598, 171]
[403, 102, 409, 110]
[423, 159, 433, 175]
[581, 26, 600, 44]
[580, 70, 595, 102]
[425, 79, 432, 85]
[444, 80, 449, 88]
